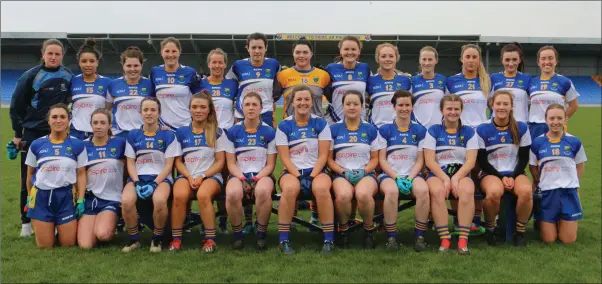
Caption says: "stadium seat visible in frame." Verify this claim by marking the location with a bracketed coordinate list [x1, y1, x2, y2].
[568, 76, 602, 105]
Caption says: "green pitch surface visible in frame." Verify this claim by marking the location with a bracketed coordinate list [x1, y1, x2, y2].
[1, 108, 601, 283]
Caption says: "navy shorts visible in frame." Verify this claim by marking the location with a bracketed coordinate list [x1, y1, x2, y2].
[115, 131, 130, 139]
[127, 174, 173, 189]
[378, 173, 424, 183]
[69, 126, 92, 141]
[540, 188, 583, 223]
[261, 111, 274, 128]
[176, 174, 224, 190]
[83, 193, 120, 215]
[529, 123, 548, 140]
[333, 170, 378, 183]
[27, 185, 76, 225]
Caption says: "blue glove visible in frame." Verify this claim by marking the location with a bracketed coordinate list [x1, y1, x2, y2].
[6, 141, 18, 160]
[76, 198, 85, 218]
[343, 169, 354, 182]
[350, 169, 366, 185]
[298, 175, 313, 196]
[140, 181, 158, 199]
[135, 181, 146, 199]
[396, 176, 413, 195]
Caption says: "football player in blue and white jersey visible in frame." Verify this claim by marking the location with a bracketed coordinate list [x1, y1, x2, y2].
[447, 44, 491, 234]
[106, 47, 155, 139]
[25, 104, 87, 248]
[411, 46, 448, 129]
[224, 93, 277, 251]
[423, 94, 478, 255]
[120, 97, 181, 253]
[325, 36, 371, 124]
[196, 48, 239, 233]
[328, 90, 384, 249]
[168, 92, 227, 253]
[77, 109, 126, 249]
[69, 38, 112, 140]
[447, 44, 491, 128]
[367, 43, 412, 128]
[529, 104, 586, 244]
[275, 85, 334, 255]
[489, 43, 531, 123]
[528, 46, 580, 140]
[378, 90, 429, 252]
[197, 48, 239, 130]
[226, 32, 281, 127]
[477, 91, 533, 247]
[150, 37, 201, 132]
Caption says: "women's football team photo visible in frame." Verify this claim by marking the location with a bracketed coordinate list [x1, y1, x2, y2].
[8, 32, 587, 256]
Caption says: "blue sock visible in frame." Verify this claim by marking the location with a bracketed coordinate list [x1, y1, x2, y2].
[278, 223, 290, 242]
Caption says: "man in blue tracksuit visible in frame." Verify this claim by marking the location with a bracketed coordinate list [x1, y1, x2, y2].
[9, 39, 73, 237]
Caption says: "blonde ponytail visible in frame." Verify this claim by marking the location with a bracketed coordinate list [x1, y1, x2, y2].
[477, 62, 490, 98]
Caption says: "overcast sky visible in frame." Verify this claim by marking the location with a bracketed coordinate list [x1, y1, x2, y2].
[2, 1, 601, 39]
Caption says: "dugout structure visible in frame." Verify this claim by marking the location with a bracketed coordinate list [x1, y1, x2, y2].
[2, 32, 601, 77]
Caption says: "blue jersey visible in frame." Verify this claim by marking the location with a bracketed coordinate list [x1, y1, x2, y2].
[25, 136, 87, 190]
[476, 120, 531, 174]
[447, 73, 488, 127]
[175, 125, 228, 179]
[379, 122, 427, 176]
[10, 65, 73, 135]
[490, 72, 531, 122]
[325, 62, 371, 123]
[529, 133, 586, 191]
[106, 77, 155, 135]
[84, 137, 126, 202]
[150, 65, 200, 131]
[423, 124, 479, 168]
[70, 74, 112, 133]
[225, 58, 281, 118]
[367, 73, 412, 128]
[275, 115, 332, 170]
[330, 121, 384, 170]
[528, 74, 579, 124]
[224, 122, 278, 174]
[125, 128, 180, 178]
[196, 78, 239, 129]
[411, 74, 448, 128]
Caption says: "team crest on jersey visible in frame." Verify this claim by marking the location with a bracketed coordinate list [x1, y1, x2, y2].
[179, 75, 185, 83]
[259, 136, 265, 145]
[357, 72, 364, 79]
[66, 146, 72, 155]
[61, 83, 67, 91]
[313, 77, 319, 83]
[517, 80, 524, 86]
[98, 85, 104, 93]
[360, 132, 368, 142]
[396, 83, 402, 89]
[225, 88, 230, 94]
[412, 134, 417, 143]
[157, 140, 164, 149]
[460, 136, 465, 144]
[141, 88, 147, 95]
[564, 145, 571, 151]
[266, 69, 272, 76]
[110, 148, 117, 157]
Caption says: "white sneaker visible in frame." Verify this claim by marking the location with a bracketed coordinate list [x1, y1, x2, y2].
[149, 239, 162, 253]
[121, 240, 141, 253]
[20, 223, 33, 237]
